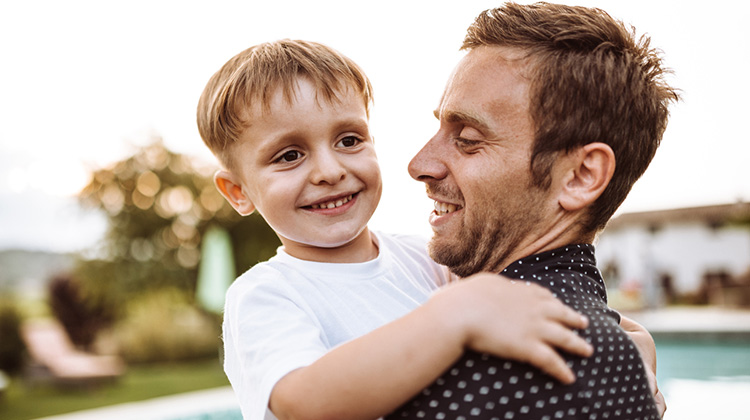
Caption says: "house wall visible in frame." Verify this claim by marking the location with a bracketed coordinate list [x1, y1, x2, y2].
[595, 222, 750, 304]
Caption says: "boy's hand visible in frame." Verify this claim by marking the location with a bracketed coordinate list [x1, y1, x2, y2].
[430, 272, 593, 384]
[620, 315, 666, 417]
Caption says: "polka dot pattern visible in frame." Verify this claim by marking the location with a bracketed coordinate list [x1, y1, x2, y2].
[387, 244, 660, 419]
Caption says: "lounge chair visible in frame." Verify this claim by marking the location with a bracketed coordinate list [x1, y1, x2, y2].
[21, 319, 125, 386]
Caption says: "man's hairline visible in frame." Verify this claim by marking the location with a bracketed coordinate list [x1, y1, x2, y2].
[432, 48, 537, 146]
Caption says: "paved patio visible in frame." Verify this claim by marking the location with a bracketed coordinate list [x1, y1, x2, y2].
[623, 306, 750, 339]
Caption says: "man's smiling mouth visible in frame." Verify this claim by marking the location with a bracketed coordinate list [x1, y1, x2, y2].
[309, 194, 355, 210]
[434, 201, 462, 216]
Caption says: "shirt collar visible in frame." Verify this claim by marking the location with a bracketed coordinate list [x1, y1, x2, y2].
[500, 243, 607, 301]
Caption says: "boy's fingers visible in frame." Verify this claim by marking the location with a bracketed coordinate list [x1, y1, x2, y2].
[654, 388, 667, 417]
[525, 345, 576, 384]
[543, 324, 594, 358]
[547, 303, 588, 329]
[645, 369, 667, 416]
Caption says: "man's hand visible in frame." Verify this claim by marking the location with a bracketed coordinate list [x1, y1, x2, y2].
[431, 272, 593, 384]
[620, 315, 666, 417]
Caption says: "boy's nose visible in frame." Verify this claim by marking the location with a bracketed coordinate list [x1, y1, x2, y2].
[310, 150, 346, 185]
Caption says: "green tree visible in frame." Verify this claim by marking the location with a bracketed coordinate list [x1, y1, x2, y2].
[74, 139, 279, 320]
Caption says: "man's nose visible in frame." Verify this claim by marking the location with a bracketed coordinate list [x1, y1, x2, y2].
[408, 135, 448, 182]
[310, 149, 346, 185]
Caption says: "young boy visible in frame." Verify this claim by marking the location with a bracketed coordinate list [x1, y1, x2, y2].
[195, 39, 620, 420]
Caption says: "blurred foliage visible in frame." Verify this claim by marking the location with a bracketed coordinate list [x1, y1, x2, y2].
[0, 298, 26, 375]
[75, 139, 280, 319]
[109, 289, 221, 363]
[47, 275, 113, 350]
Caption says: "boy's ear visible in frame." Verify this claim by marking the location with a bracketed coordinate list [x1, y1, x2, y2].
[557, 142, 615, 212]
[214, 170, 256, 216]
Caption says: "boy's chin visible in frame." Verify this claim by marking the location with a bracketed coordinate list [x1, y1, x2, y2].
[279, 227, 377, 261]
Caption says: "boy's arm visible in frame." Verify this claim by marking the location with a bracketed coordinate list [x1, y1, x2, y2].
[620, 315, 666, 417]
[269, 273, 593, 420]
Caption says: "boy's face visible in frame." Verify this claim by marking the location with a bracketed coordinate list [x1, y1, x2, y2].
[222, 77, 381, 260]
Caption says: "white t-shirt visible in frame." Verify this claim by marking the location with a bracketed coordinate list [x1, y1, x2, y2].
[222, 232, 450, 420]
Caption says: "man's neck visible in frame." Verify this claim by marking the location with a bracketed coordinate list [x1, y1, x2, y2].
[494, 213, 594, 272]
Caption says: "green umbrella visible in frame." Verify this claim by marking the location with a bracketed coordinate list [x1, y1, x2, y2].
[196, 225, 235, 314]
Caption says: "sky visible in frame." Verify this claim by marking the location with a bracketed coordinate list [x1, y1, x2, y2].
[1, 0, 749, 253]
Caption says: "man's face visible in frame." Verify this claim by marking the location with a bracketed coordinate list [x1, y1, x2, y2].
[409, 46, 555, 276]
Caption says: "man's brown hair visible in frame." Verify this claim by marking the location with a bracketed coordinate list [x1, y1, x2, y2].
[197, 39, 373, 169]
[463, 2, 679, 232]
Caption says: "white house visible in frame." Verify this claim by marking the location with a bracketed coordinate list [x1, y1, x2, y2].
[595, 202, 750, 308]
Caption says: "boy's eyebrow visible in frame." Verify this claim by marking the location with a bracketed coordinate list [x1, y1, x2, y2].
[433, 109, 494, 136]
[333, 115, 370, 132]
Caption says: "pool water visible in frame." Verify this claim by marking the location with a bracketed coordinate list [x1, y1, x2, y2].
[170, 408, 242, 420]
[655, 339, 750, 420]
[655, 339, 750, 382]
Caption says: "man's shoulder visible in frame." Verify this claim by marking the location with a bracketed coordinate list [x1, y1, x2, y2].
[388, 338, 659, 419]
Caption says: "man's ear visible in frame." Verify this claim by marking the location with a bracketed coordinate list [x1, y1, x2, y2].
[558, 142, 615, 211]
[214, 170, 256, 216]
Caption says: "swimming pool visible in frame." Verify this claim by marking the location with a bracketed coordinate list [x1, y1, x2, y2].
[654, 338, 750, 420]
[655, 338, 750, 381]
[169, 408, 242, 420]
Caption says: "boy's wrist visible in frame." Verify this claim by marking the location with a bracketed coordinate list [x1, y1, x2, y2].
[424, 283, 479, 350]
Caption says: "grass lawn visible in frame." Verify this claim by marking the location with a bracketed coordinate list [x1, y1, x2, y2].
[0, 358, 231, 420]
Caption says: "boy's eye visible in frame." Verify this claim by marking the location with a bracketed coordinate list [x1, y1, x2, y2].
[336, 136, 362, 148]
[277, 150, 302, 163]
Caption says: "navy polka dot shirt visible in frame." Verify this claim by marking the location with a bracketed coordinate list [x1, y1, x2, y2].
[387, 244, 660, 420]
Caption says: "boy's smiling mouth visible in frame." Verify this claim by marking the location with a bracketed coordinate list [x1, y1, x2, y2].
[306, 193, 356, 210]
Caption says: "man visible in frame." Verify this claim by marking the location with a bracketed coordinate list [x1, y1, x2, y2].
[388, 2, 678, 419]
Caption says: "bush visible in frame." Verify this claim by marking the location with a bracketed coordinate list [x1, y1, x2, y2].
[112, 289, 221, 364]
[48, 274, 113, 350]
[0, 299, 26, 375]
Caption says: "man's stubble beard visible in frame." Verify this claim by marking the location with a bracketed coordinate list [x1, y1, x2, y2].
[428, 189, 544, 278]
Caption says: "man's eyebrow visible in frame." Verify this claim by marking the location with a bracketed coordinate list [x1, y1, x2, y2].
[433, 109, 493, 135]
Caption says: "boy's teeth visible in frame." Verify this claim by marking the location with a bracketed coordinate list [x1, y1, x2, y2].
[312, 195, 353, 209]
[434, 201, 459, 216]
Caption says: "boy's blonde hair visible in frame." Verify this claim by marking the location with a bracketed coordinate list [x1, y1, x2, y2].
[197, 39, 374, 169]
